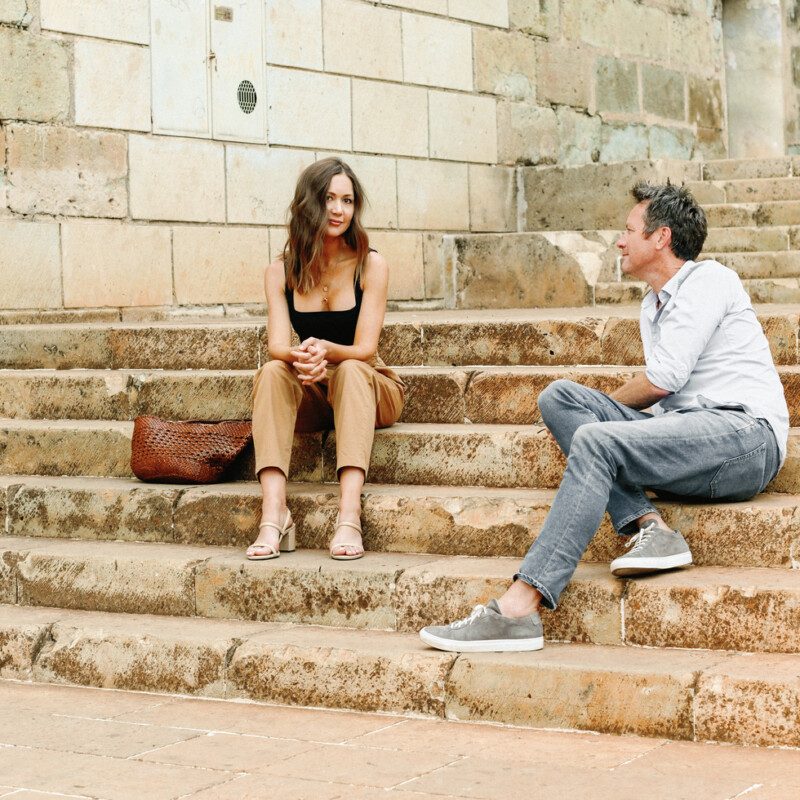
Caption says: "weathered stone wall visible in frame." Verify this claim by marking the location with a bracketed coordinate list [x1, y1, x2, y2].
[1, 0, 728, 315]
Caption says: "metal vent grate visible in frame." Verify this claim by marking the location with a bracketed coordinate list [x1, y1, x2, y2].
[237, 80, 257, 114]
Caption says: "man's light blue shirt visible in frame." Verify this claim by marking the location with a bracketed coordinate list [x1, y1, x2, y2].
[641, 259, 789, 464]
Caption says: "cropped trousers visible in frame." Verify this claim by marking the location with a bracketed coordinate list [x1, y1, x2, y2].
[252, 357, 405, 479]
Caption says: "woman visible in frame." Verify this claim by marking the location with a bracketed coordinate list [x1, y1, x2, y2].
[248, 158, 404, 561]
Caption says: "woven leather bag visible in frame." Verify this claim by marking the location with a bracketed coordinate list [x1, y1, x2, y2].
[130, 415, 253, 483]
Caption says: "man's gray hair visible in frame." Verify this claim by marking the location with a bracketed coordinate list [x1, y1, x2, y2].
[631, 181, 707, 261]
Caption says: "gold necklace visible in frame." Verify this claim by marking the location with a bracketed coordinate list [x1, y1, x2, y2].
[322, 283, 329, 307]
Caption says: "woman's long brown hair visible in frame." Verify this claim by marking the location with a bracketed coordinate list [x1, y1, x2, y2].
[283, 158, 370, 295]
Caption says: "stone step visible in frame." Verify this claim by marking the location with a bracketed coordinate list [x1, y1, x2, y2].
[704, 201, 800, 228]
[4, 365, 800, 425]
[699, 251, 800, 280]
[687, 178, 800, 206]
[1, 535, 799, 654]
[2, 603, 798, 747]
[4, 476, 798, 569]
[704, 225, 794, 253]
[2, 419, 799, 493]
[1, 306, 798, 369]
[701, 156, 799, 181]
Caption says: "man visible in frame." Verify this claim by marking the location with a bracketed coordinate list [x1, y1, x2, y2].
[419, 181, 789, 653]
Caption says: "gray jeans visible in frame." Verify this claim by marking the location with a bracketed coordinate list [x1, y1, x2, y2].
[515, 380, 780, 610]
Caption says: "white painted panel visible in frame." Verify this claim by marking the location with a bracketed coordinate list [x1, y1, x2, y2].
[210, 0, 266, 143]
[150, 0, 211, 137]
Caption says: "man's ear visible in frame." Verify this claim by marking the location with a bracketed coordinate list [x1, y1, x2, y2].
[654, 226, 672, 251]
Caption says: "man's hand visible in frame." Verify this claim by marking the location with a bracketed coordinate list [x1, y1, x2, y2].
[610, 372, 670, 409]
[291, 338, 329, 384]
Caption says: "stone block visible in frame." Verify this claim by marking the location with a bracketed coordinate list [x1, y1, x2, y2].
[0, 608, 72, 680]
[688, 76, 724, 129]
[429, 91, 498, 163]
[352, 80, 428, 158]
[450, 233, 593, 309]
[323, 0, 402, 80]
[0, 327, 112, 370]
[563, 0, 617, 51]
[642, 64, 685, 120]
[0, 221, 61, 310]
[649, 126, 694, 160]
[536, 43, 589, 108]
[617, 0, 670, 61]
[40, 0, 149, 44]
[226, 146, 314, 226]
[694, 126, 727, 160]
[399, 369, 467, 423]
[267, 67, 351, 150]
[265, 0, 323, 70]
[62, 221, 172, 309]
[0, 0, 28, 25]
[475, 28, 536, 102]
[556, 107, 601, 166]
[6, 125, 127, 218]
[498, 102, 558, 166]
[670, 13, 715, 74]
[227, 627, 455, 716]
[397, 160, 469, 231]
[385, 0, 446, 12]
[468, 165, 516, 233]
[595, 56, 639, 114]
[368, 232, 425, 300]
[448, 0, 509, 26]
[132, 372, 253, 420]
[424, 234, 445, 298]
[600, 123, 649, 163]
[0, 28, 69, 123]
[129, 135, 225, 223]
[75, 39, 150, 132]
[173, 227, 269, 305]
[509, 0, 559, 38]
[326, 153, 398, 230]
[402, 13, 472, 91]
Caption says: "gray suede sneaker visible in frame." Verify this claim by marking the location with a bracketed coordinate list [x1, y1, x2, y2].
[419, 599, 543, 653]
[610, 520, 692, 576]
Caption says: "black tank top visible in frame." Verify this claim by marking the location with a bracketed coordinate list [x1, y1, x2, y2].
[286, 272, 364, 346]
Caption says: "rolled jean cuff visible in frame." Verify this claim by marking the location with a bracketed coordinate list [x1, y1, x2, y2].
[613, 506, 658, 537]
[513, 571, 557, 611]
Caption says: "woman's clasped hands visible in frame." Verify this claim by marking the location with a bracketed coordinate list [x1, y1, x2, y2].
[291, 337, 329, 384]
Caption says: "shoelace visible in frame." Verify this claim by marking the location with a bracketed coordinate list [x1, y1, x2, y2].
[625, 521, 658, 554]
[449, 604, 488, 629]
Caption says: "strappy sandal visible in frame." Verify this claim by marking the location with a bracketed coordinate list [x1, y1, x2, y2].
[329, 513, 364, 561]
[246, 510, 296, 561]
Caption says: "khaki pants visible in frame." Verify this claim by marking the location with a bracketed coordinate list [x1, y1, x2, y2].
[252, 357, 405, 478]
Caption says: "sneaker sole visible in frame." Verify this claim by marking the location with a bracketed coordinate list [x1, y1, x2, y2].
[610, 552, 693, 577]
[419, 629, 544, 653]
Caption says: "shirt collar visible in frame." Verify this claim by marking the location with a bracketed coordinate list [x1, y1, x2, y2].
[643, 260, 695, 319]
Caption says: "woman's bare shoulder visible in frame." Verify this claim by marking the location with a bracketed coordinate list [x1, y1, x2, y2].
[364, 249, 388, 277]
[265, 258, 286, 285]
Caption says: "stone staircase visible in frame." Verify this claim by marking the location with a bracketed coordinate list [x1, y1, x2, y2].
[1, 157, 800, 750]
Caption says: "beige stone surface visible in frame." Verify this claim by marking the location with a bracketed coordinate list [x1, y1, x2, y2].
[402, 12, 473, 91]
[423, 233, 445, 298]
[449, 0, 509, 27]
[129, 135, 225, 223]
[40, 0, 149, 44]
[475, 28, 536, 101]
[0, 326, 113, 370]
[595, 56, 639, 114]
[226, 145, 314, 225]
[669, 12, 715, 74]
[75, 39, 150, 132]
[326, 152, 398, 230]
[265, 0, 323, 70]
[688, 75, 724, 130]
[556, 106, 601, 165]
[227, 626, 455, 715]
[385, 0, 446, 12]
[397, 159, 469, 230]
[509, 0, 559, 37]
[0, 221, 61, 311]
[564, 0, 617, 51]
[0, 28, 69, 123]
[451, 233, 593, 309]
[352, 79, 428, 158]
[642, 64, 686, 121]
[6, 124, 127, 218]
[62, 221, 172, 309]
[323, 0, 402, 80]
[369, 231, 425, 300]
[172, 226, 268, 305]
[267, 67, 351, 150]
[498, 101, 558, 165]
[617, 0, 669, 61]
[468, 165, 516, 233]
[429, 91, 497, 163]
[536, 42, 589, 108]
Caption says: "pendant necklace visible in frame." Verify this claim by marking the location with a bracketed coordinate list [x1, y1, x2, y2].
[322, 284, 329, 307]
